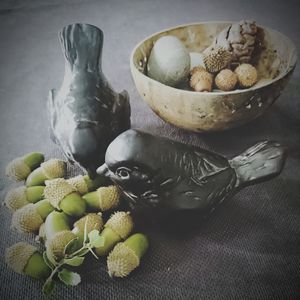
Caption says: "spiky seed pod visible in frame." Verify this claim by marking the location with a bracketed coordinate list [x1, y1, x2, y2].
[44, 178, 75, 209]
[11, 200, 54, 233]
[107, 233, 149, 278]
[95, 211, 134, 256]
[26, 159, 66, 187]
[5, 186, 45, 212]
[5, 186, 27, 211]
[235, 63, 258, 88]
[46, 230, 77, 262]
[189, 67, 213, 92]
[12, 204, 44, 233]
[5, 242, 37, 274]
[83, 185, 121, 212]
[73, 213, 104, 235]
[6, 242, 51, 279]
[67, 175, 89, 195]
[203, 46, 232, 73]
[215, 69, 238, 91]
[6, 152, 44, 181]
[105, 211, 134, 239]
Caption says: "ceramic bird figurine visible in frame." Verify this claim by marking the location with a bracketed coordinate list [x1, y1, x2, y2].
[97, 129, 286, 211]
[48, 23, 130, 176]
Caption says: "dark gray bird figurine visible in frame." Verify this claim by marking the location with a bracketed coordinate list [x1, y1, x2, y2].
[97, 129, 286, 211]
[48, 23, 130, 176]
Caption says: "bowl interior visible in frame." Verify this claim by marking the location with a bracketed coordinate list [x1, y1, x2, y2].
[132, 22, 297, 92]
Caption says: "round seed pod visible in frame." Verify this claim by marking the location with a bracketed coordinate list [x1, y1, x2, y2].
[5, 186, 45, 211]
[46, 230, 77, 262]
[190, 67, 213, 92]
[6, 152, 44, 181]
[203, 46, 232, 73]
[235, 63, 258, 88]
[107, 233, 149, 278]
[215, 69, 238, 91]
[26, 159, 66, 187]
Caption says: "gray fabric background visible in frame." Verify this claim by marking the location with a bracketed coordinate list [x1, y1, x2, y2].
[0, 0, 300, 299]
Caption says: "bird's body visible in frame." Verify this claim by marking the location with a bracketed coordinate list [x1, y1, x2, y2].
[97, 129, 286, 211]
[48, 24, 130, 175]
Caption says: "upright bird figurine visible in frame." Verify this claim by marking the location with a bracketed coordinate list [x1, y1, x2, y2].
[48, 23, 130, 175]
[97, 129, 286, 211]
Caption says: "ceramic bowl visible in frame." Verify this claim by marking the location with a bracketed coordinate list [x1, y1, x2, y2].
[130, 22, 297, 132]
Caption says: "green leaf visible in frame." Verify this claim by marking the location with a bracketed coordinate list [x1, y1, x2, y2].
[88, 230, 105, 248]
[43, 251, 55, 270]
[42, 279, 55, 296]
[63, 256, 85, 267]
[63, 237, 79, 255]
[58, 268, 81, 286]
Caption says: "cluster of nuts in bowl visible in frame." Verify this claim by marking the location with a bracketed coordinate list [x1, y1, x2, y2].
[147, 20, 260, 92]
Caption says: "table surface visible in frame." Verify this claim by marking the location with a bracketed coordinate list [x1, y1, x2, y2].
[0, 0, 300, 299]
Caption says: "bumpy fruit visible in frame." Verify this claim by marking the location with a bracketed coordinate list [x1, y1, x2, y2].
[107, 233, 149, 278]
[235, 63, 258, 88]
[44, 178, 86, 217]
[26, 159, 66, 187]
[67, 175, 105, 195]
[6, 152, 44, 181]
[203, 46, 232, 73]
[5, 186, 45, 212]
[190, 66, 213, 92]
[11, 199, 54, 233]
[215, 69, 238, 91]
[5, 242, 51, 279]
[83, 185, 120, 212]
[95, 211, 133, 256]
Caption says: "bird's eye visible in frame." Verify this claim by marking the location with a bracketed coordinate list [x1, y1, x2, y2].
[116, 168, 131, 179]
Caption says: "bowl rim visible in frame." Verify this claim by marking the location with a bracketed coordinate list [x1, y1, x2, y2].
[130, 21, 298, 96]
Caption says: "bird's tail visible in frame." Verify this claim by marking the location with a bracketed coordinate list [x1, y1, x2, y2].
[229, 141, 286, 187]
[59, 23, 103, 71]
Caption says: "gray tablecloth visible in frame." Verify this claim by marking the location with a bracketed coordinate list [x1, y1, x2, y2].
[0, 0, 300, 299]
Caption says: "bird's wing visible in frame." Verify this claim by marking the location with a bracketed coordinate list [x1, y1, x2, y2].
[189, 150, 230, 186]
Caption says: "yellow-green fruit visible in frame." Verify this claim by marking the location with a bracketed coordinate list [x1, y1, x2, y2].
[26, 159, 66, 187]
[95, 211, 133, 256]
[46, 230, 77, 263]
[11, 200, 54, 233]
[107, 233, 149, 278]
[36, 222, 46, 244]
[83, 185, 120, 212]
[67, 175, 105, 194]
[235, 63, 258, 88]
[5, 186, 45, 212]
[215, 69, 238, 91]
[73, 213, 104, 235]
[44, 178, 86, 217]
[6, 152, 44, 181]
[5, 242, 50, 279]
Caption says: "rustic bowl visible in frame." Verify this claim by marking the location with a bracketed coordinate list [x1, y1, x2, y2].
[130, 22, 297, 132]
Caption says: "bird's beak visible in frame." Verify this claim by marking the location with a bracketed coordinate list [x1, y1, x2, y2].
[96, 163, 110, 177]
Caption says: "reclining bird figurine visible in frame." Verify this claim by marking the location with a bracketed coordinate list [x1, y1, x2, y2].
[97, 129, 286, 211]
[48, 23, 130, 176]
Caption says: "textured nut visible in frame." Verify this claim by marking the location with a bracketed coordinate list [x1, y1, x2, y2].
[235, 63, 258, 88]
[203, 46, 232, 73]
[105, 211, 133, 239]
[215, 69, 238, 91]
[190, 67, 213, 92]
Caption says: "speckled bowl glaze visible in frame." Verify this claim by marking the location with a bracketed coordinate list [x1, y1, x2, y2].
[130, 22, 297, 132]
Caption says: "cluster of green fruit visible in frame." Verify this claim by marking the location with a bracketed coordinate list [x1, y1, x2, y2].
[4, 152, 149, 295]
